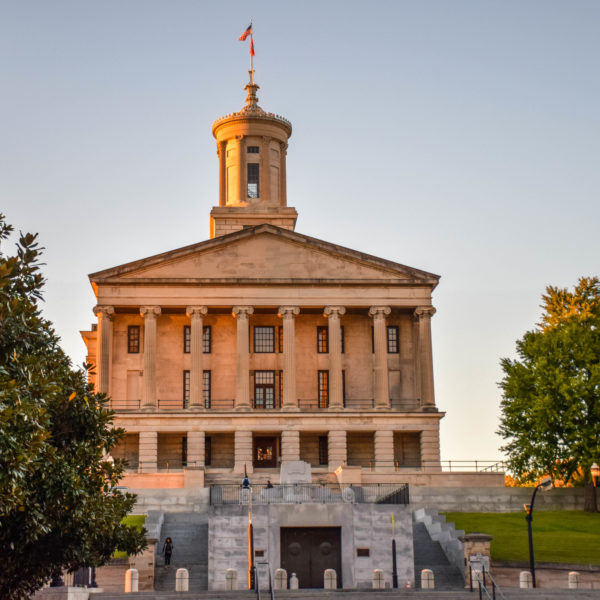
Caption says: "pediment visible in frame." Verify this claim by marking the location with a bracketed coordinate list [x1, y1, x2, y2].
[90, 225, 439, 287]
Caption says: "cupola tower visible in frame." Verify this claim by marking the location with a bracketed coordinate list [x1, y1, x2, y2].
[210, 71, 298, 238]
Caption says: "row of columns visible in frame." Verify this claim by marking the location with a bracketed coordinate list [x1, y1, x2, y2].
[136, 429, 438, 473]
[93, 303, 436, 410]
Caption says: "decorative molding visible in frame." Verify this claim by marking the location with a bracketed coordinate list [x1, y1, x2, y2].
[414, 306, 436, 320]
[93, 305, 114, 319]
[324, 306, 346, 318]
[140, 306, 161, 318]
[278, 306, 300, 319]
[368, 306, 392, 319]
[186, 306, 208, 318]
[232, 305, 254, 319]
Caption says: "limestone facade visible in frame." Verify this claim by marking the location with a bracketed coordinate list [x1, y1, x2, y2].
[81, 73, 443, 486]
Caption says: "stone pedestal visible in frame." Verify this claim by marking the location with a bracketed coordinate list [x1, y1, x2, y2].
[458, 533, 493, 588]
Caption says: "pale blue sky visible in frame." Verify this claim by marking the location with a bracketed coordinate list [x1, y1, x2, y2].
[1, 1, 598, 461]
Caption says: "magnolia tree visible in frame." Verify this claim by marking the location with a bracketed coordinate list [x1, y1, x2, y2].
[499, 277, 600, 511]
[0, 215, 146, 599]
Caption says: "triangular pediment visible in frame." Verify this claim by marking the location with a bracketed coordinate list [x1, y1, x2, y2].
[90, 225, 439, 287]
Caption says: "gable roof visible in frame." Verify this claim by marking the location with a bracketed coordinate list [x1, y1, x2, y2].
[89, 224, 440, 290]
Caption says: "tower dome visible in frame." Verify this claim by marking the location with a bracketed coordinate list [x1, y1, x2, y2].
[209, 72, 297, 238]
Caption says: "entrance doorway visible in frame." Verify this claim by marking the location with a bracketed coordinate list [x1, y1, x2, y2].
[280, 527, 342, 588]
[253, 436, 278, 468]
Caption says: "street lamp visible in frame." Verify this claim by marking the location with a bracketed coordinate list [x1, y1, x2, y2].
[524, 476, 552, 588]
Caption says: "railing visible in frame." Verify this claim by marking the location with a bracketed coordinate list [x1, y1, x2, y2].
[210, 483, 409, 505]
[390, 398, 421, 411]
[158, 399, 186, 409]
[470, 565, 506, 600]
[366, 460, 506, 472]
[343, 398, 375, 409]
[106, 399, 141, 410]
[208, 399, 235, 410]
[252, 399, 282, 410]
[137, 460, 185, 472]
[297, 398, 421, 411]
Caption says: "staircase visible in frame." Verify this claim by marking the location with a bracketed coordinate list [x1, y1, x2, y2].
[154, 512, 208, 592]
[412, 521, 464, 590]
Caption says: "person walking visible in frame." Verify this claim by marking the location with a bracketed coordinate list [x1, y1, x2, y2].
[162, 537, 174, 567]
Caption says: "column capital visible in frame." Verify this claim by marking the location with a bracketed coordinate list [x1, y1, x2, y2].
[186, 306, 208, 318]
[369, 306, 391, 319]
[324, 306, 346, 318]
[414, 306, 436, 320]
[93, 305, 114, 319]
[279, 141, 288, 153]
[140, 305, 161, 318]
[232, 305, 254, 319]
[278, 305, 300, 318]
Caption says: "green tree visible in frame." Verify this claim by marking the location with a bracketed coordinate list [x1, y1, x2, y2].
[499, 277, 600, 511]
[0, 214, 146, 600]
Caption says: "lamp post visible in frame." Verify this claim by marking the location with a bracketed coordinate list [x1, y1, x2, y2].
[591, 463, 599, 513]
[524, 476, 552, 588]
[242, 465, 254, 590]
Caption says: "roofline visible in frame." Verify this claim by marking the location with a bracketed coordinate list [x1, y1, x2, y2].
[88, 224, 440, 287]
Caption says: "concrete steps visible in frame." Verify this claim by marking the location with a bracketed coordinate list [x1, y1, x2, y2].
[154, 512, 208, 592]
[412, 522, 464, 590]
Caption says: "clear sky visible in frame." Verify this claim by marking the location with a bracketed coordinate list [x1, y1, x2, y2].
[1, 1, 598, 462]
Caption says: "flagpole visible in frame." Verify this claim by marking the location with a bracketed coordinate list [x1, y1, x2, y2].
[250, 20, 254, 84]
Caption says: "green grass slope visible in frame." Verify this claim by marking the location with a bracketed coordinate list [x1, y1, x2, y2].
[444, 511, 600, 565]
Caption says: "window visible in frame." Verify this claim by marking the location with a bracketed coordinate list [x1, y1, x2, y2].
[318, 435, 328, 465]
[203, 326, 212, 353]
[205, 436, 212, 466]
[371, 326, 374, 353]
[341, 325, 345, 354]
[317, 326, 329, 353]
[181, 437, 187, 467]
[254, 326, 274, 353]
[128, 325, 140, 353]
[183, 370, 190, 406]
[278, 370, 283, 404]
[247, 163, 259, 198]
[342, 370, 346, 405]
[247, 146, 259, 153]
[183, 369, 211, 408]
[387, 326, 399, 353]
[254, 371, 276, 409]
[184, 325, 211, 353]
[278, 326, 283, 353]
[318, 370, 329, 408]
[203, 370, 211, 408]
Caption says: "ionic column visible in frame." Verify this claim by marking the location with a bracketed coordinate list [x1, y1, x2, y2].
[186, 306, 208, 409]
[260, 136, 270, 203]
[278, 305, 300, 410]
[324, 306, 345, 408]
[187, 431, 205, 467]
[140, 306, 161, 408]
[279, 141, 287, 206]
[139, 431, 157, 473]
[374, 430, 394, 471]
[281, 430, 300, 462]
[232, 306, 254, 409]
[328, 430, 347, 471]
[369, 306, 392, 409]
[414, 306, 437, 411]
[218, 141, 227, 206]
[93, 305, 114, 395]
[234, 430, 253, 474]
[237, 136, 246, 204]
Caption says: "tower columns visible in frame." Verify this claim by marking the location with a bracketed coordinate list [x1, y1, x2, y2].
[218, 141, 227, 206]
[237, 136, 246, 204]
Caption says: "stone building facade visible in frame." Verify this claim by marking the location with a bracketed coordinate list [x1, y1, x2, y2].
[81, 73, 443, 488]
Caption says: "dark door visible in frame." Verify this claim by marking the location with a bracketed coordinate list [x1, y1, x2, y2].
[281, 527, 341, 588]
[253, 436, 277, 468]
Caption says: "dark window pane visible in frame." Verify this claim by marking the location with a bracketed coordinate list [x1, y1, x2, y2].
[247, 163, 259, 198]
[205, 437, 212, 466]
[318, 436, 328, 465]
[318, 370, 329, 408]
[254, 370, 276, 409]
[341, 325, 345, 354]
[387, 326, 399, 353]
[254, 326, 274, 353]
[128, 326, 140, 353]
[183, 370, 190, 406]
[183, 325, 191, 353]
[278, 326, 283, 353]
[203, 325, 211, 353]
[317, 326, 329, 353]
[247, 146, 259, 153]
[203, 370, 211, 408]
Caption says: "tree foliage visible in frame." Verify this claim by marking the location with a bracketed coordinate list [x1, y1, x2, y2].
[0, 214, 146, 600]
[499, 277, 600, 491]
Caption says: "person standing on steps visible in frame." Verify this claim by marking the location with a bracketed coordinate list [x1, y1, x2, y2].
[162, 537, 174, 567]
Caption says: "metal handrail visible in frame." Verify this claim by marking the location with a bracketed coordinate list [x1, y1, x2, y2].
[255, 562, 275, 600]
[470, 566, 506, 600]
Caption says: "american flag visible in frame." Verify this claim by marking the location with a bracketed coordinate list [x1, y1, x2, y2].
[238, 23, 252, 41]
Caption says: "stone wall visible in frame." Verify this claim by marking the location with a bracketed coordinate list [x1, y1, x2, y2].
[347, 432, 374, 467]
[492, 563, 600, 590]
[208, 503, 414, 590]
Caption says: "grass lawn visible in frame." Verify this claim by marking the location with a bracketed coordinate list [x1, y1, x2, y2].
[112, 514, 146, 559]
[443, 511, 600, 565]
